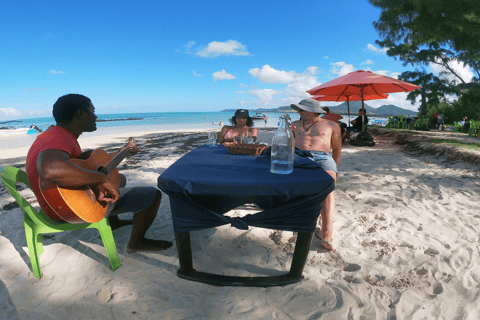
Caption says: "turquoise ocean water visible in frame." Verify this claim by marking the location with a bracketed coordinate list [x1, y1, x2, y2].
[0, 111, 387, 150]
[2, 111, 297, 133]
[2, 111, 388, 132]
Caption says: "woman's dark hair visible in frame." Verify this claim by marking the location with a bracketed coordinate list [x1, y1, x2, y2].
[53, 94, 92, 124]
[229, 115, 254, 127]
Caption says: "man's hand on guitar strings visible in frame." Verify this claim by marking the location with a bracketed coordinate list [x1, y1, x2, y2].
[96, 180, 120, 204]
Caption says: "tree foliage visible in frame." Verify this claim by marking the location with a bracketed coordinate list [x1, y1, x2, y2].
[370, 0, 480, 120]
[370, 0, 480, 77]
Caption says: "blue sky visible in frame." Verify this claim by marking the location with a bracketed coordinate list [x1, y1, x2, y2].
[0, 0, 474, 120]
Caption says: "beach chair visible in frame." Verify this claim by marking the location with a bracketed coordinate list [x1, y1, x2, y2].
[0, 166, 122, 279]
[453, 121, 463, 132]
[397, 115, 407, 129]
[468, 120, 479, 137]
[420, 118, 430, 131]
[386, 116, 396, 128]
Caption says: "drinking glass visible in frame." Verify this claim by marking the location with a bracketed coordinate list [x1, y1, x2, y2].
[242, 131, 253, 144]
[233, 135, 242, 144]
[208, 131, 217, 147]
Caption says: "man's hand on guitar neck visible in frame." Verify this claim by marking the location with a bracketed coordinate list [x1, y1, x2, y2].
[110, 137, 138, 158]
[125, 137, 138, 156]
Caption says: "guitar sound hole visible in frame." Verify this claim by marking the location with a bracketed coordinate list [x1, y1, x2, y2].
[97, 166, 107, 174]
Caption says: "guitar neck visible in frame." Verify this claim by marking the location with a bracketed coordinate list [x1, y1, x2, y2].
[102, 147, 130, 175]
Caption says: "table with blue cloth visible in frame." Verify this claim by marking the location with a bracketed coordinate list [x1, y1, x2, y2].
[157, 145, 334, 287]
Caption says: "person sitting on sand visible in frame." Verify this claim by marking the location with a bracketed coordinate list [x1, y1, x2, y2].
[217, 109, 258, 144]
[290, 99, 342, 251]
[459, 116, 470, 132]
[26, 94, 172, 253]
[349, 108, 369, 132]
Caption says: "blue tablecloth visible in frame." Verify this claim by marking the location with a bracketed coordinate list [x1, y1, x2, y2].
[157, 145, 335, 233]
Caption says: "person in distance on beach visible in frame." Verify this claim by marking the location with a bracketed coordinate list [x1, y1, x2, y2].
[217, 109, 258, 144]
[26, 94, 172, 252]
[291, 99, 342, 251]
[349, 108, 369, 132]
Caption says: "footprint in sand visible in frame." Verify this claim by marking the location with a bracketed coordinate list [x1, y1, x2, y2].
[424, 247, 440, 256]
[433, 283, 444, 294]
[343, 263, 361, 272]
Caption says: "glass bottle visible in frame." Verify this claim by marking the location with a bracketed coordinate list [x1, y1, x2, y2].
[270, 113, 294, 174]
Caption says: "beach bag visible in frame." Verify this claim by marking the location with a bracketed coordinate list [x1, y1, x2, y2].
[349, 131, 375, 147]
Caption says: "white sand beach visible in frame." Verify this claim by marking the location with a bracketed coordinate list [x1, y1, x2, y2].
[1, 128, 480, 319]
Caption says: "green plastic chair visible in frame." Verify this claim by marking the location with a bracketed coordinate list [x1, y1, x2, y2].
[421, 118, 430, 131]
[468, 120, 479, 137]
[386, 116, 396, 128]
[397, 115, 407, 129]
[0, 166, 122, 279]
[453, 121, 463, 132]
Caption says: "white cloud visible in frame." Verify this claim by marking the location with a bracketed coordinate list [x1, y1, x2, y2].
[50, 70, 65, 75]
[284, 71, 321, 102]
[193, 70, 203, 77]
[24, 87, 46, 92]
[242, 89, 283, 102]
[249, 65, 296, 84]
[368, 92, 420, 112]
[372, 69, 390, 76]
[241, 66, 322, 108]
[0, 107, 22, 117]
[362, 59, 374, 65]
[429, 58, 474, 83]
[330, 61, 355, 76]
[197, 40, 249, 58]
[212, 69, 235, 81]
[306, 66, 318, 75]
[389, 72, 401, 79]
[185, 41, 195, 54]
[367, 43, 388, 54]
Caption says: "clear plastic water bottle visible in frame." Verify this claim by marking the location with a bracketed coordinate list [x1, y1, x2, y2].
[270, 113, 294, 174]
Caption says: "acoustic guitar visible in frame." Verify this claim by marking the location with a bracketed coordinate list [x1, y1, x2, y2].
[39, 138, 136, 224]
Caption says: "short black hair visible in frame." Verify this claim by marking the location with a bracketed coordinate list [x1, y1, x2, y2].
[53, 94, 92, 124]
[229, 116, 254, 127]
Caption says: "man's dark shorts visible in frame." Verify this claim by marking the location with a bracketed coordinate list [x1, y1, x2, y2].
[107, 186, 158, 216]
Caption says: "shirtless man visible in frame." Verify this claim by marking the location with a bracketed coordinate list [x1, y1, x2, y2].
[290, 99, 342, 251]
[26, 94, 172, 252]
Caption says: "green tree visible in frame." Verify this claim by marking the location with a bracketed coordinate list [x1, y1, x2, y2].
[370, 0, 480, 118]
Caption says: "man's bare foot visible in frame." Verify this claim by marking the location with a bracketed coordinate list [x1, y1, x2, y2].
[109, 216, 133, 230]
[314, 228, 335, 252]
[126, 239, 173, 253]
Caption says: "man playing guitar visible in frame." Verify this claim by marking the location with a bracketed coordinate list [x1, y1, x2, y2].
[26, 94, 172, 252]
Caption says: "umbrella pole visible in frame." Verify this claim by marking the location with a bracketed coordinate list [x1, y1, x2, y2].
[361, 87, 365, 132]
[347, 97, 351, 127]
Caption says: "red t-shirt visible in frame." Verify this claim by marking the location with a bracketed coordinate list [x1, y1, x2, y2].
[26, 126, 82, 220]
[322, 113, 343, 122]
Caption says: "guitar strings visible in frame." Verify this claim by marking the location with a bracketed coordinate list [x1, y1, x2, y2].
[82, 147, 130, 194]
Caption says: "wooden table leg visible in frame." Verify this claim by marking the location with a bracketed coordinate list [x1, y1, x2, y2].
[288, 232, 314, 278]
[175, 232, 193, 272]
[174, 230, 314, 287]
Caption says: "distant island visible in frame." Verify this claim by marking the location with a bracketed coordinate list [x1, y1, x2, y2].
[222, 101, 418, 117]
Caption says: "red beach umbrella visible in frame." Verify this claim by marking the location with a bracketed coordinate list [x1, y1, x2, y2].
[311, 93, 389, 126]
[307, 70, 421, 131]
